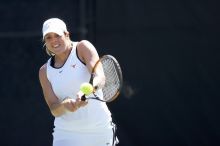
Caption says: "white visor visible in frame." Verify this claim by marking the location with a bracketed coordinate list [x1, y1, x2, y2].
[42, 18, 67, 38]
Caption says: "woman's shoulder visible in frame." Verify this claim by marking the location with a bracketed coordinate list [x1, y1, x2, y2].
[39, 63, 47, 75]
[76, 40, 94, 48]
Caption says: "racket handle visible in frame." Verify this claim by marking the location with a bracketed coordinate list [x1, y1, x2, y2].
[81, 95, 86, 101]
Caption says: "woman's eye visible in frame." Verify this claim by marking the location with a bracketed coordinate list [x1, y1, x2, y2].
[45, 34, 61, 41]
[45, 36, 51, 41]
[56, 34, 63, 39]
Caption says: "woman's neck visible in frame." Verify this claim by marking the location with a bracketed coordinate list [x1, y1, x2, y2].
[54, 42, 72, 67]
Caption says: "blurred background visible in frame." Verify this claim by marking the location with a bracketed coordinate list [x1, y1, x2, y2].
[0, 0, 220, 146]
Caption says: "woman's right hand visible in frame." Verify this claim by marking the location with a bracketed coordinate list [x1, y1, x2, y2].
[62, 97, 87, 112]
[62, 98, 79, 112]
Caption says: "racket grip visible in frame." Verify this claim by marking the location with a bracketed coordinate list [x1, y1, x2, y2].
[81, 95, 86, 101]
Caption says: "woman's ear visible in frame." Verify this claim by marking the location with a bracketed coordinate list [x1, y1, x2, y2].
[64, 31, 70, 38]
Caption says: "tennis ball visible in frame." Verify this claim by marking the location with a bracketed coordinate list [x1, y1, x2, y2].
[80, 82, 94, 95]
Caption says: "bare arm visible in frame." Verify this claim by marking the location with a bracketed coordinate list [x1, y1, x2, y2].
[77, 40, 105, 88]
[39, 64, 85, 117]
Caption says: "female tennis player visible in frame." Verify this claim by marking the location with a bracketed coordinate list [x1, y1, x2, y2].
[39, 18, 118, 146]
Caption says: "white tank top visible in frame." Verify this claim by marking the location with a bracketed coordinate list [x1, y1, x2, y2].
[46, 42, 112, 132]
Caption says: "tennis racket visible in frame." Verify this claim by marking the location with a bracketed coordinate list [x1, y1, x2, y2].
[81, 55, 123, 102]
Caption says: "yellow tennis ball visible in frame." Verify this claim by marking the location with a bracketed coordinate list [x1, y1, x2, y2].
[80, 83, 94, 95]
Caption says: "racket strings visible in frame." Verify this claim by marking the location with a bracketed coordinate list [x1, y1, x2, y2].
[102, 58, 120, 101]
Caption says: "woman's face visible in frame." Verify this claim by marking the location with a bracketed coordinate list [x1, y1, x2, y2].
[44, 32, 69, 55]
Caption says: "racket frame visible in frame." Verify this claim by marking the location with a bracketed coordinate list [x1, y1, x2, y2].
[83, 55, 123, 102]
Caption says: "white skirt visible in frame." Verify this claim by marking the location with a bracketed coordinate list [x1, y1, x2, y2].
[52, 123, 118, 146]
